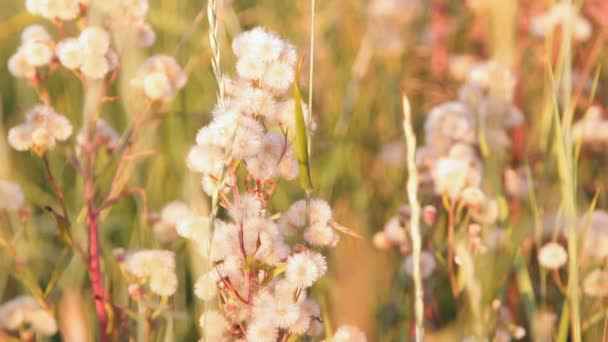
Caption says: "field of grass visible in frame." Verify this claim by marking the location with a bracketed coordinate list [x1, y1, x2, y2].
[0, 0, 607, 341]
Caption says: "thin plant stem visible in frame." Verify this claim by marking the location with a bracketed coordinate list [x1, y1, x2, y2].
[41, 154, 69, 224]
[401, 94, 424, 342]
[557, 1, 580, 340]
[307, 0, 315, 155]
[447, 198, 458, 296]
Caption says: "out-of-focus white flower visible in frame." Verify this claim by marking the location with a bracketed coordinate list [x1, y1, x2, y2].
[8, 48, 37, 78]
[8, 104, 73, 155]
[530, 3, 592, 42]
[56, 38, 84, 69]
[538, 242, 567, 270]
[0, 296, 57, 336]
[580, 210, 608, 261]
[124, 249, 178, 296]
[21, 25, 51, 43]
[26, 0, 82, 21]
[151, 201, 192, 244]
[469, 198, 499, 225]
[325, 325, 367, 342]
[131, 54, 187, 102]
[403, 251, 436, 279]
[432, 156, 478, 198]
[424, 102, 476, 154]
[79, 26, 110, 55]
[0, 180, 25, 211]
[22, 40, 53, 66]
[247, 319, 278, 342]
[582, 269, 608, 297]
[199, 310, 227, 340]
[573, 106, 608, 149]
[134, 23, 156, 47]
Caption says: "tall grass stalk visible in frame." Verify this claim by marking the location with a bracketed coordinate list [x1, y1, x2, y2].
[401, 94, 424, 342]
[550, 1, 580, 340]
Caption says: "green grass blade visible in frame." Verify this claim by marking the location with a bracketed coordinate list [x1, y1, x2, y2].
[293, 59, 313, 192]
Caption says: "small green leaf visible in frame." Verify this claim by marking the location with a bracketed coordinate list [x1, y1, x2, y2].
[293, 58, 313, 192]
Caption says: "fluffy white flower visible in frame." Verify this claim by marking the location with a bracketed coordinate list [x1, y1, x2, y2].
[21, 25, 51, 43]
[199, 310, 227, 340]
[261, 60, 295, 92]
[8, 104, 73, 154]
[149, 272, 178, 296]
[232, 27, 284, 63]
[8, 48, 36, 78]
[228, 193, 262, 222]
[22, 41, 53, 66]
[27, 0, 81, 20]
[186, 145, 225, 174]
[432, 157, 477, 198]
[0, 296, 57, 336]
[131, 54, 187, 102]
[583, 269, 608, 297]
[304, 223, 337, 247]
[135, 23, 156, 47]
[81, 53, 110, 79]
[274, 297, 301, 328]
[246, 320, 278, 342]
[538, 242, 567, 270]
[79, 26, 111, 55]
[194, 272, 218, 301]
[328, 325, 367, 342]
[286, 252, 322, 288]
[124, 249, 178, 296]
[56, 38, 84, 69]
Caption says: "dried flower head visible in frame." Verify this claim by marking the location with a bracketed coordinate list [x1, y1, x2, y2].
[123, 249, 178, 296]
[8, 104, 73, 155]
[582, 269, 608, 297]
[131, 54, 187, 102]
[0, 296, 57, 336]
[537, 242, 567, 270]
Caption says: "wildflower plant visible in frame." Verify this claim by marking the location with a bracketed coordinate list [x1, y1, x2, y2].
[182, 24, 362, 341]
[2, 0, 185, 340]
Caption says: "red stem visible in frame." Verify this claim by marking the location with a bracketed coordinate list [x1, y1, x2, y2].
[87, 209, 108, 341]
[85, 135, 109, 341]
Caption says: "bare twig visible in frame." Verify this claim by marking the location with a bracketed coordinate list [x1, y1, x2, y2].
[401, 94, 424, 342]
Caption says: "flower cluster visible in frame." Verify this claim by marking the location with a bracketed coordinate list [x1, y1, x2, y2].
[96, 0, 156, 47]
[8, 25, 54, 79]
[8, 104, 73, 155]
[182, 27, 363, 341]
[0, 180, 25, 211]
[150, 200, 192, 245]
[120, 249, 178, 297]
[0, 296, 57, 337]
[530, 2, 592, 42]
[26, 0, 87, 21]
[130, 55, 188, 102]
[56, 26, 118, 79]
[187, 27, 306, 198]
[417, 61, 523, 225]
